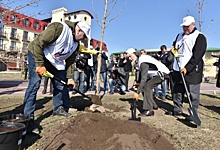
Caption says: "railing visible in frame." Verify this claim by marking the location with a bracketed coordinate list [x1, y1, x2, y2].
[22, 36, 30, 42]
[0, 31, 7, 38]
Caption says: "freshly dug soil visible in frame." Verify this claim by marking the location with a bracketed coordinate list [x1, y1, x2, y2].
[37, 113, 175, 150]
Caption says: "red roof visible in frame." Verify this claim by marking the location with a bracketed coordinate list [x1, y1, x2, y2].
[91, 39, 108, 52]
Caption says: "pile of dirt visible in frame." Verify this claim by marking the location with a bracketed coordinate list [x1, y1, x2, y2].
[35, 113, 175, 150]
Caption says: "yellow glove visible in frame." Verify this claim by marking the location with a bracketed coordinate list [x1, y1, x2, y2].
[170, 46, 178, 57]
[134, 93, 139, 101]
[79, 44, 99, 55]
[67, 79, 76, 88]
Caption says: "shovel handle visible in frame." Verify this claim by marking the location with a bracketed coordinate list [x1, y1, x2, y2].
[176, 57, 193, 108]
[72, 88, 92, 100]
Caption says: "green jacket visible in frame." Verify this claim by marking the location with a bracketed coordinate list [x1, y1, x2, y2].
[28, 21, 78, 78]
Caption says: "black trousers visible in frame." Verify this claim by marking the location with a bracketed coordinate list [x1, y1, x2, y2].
[124, 72, 130, 90]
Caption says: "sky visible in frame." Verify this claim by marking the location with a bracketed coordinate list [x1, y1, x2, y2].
[8, 0, 220, 54]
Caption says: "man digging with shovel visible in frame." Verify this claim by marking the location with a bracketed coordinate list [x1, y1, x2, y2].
[23, 20, 99, 135]
[166, 16, 207, 126]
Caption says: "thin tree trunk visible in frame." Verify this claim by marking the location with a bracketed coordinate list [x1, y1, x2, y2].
[95, 0, 108, 95]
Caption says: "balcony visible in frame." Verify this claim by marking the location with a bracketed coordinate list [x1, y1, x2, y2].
[10, 33, 20, 40]
[0, 31, 7, 38]
[22, 36, 30, 43]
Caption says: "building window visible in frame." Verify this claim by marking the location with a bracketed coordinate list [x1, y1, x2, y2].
[11, 28, 17, 38]
[84, 16, 87, 21]
[68, 16, 71, 20]
[74, 15, 77, 19]
[34, 33, 38, 38]
[34, 22, 39, 30]
[22, 43, 28, 50]
[10, 41, 16, 50]
[23, 18, 29, 27]
[43, 25, 47, 30]
[0, 39, 3, 50]
[23, 31, 28, 41]
[11, 15, 16, 24]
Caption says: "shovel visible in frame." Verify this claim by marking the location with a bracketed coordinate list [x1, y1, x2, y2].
[129, 99, 141, 122]
[42, 71, 102, 105]
[176, 57, 201, 126]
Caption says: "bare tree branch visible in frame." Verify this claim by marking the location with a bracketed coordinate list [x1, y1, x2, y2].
[106, 0, 127, 27]
[206, 14, 220, 34]
[106, 0, 117, 17]
[92, 0, 102, 27]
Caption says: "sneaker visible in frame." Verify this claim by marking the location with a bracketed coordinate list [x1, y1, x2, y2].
[27, 120, 40, 135]
[42, 89, 46, 94]
[109, 91, 114, 95]
[53, 106, 73, 118]
[161, 97, 166, 101]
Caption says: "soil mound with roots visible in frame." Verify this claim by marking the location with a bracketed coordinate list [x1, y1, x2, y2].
[37, 113, 175, 150]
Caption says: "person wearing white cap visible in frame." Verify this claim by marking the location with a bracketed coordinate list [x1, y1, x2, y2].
[166, 16, 207, 123]
[23, 20, 93, 135]
[126, 48, 170, 117]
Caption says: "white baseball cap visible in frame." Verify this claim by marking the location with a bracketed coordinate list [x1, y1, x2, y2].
[77, 22, 91, 39]
[126, 48, 136, 54]
[180, 16, 195, 26]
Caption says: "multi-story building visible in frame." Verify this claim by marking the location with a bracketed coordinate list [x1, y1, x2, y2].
[0, 6, 108, 71]
[0, 6, 48, 70]
[42, 7, 108, 52]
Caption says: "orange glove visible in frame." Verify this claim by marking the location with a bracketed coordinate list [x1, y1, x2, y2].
[134, 93, 139, 101]
[67, 79, 76, 88]
[181, 68, 187, 75]
[36, 66, 47, 76]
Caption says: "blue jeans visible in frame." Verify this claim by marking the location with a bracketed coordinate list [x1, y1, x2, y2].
[74, 70, 85, 93]
[154, 80, 166, 98]
[90, 67, 96, 90]
[99, 72, 108, 92]
[109, 79, 126, 93]
[23, 51, 70, 117]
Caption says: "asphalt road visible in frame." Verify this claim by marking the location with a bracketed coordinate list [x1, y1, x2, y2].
[0, 80, 220, 97]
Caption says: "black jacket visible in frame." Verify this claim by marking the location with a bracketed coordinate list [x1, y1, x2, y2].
[108, 61, 126, 85]
[93, 50, 108, 73]
[118, 58, 132, 72]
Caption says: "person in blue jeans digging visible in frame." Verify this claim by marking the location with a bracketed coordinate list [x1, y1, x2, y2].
[23, 20, 91, 134]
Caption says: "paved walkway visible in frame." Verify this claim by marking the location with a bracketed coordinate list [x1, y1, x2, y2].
[0, 79, 220, 97]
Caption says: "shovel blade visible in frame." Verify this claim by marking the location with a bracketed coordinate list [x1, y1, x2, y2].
[188, 108, 201, 126]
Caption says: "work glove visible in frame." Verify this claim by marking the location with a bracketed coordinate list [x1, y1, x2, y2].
[134, 93, 139, 101]
[67, 79, 76, 89]
[181, 68, 187, 75]
[170, 46, 178, 57]
[79, 44, 99, 55]
[36, 66, 47, 76]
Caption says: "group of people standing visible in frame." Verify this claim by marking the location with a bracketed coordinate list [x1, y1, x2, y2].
[129, 15, 207, 124]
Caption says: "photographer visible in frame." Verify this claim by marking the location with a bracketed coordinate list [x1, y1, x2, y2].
[72, 52, 91, 94]
[213, 57, 220, 88]
[108, 56, 126, 95]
